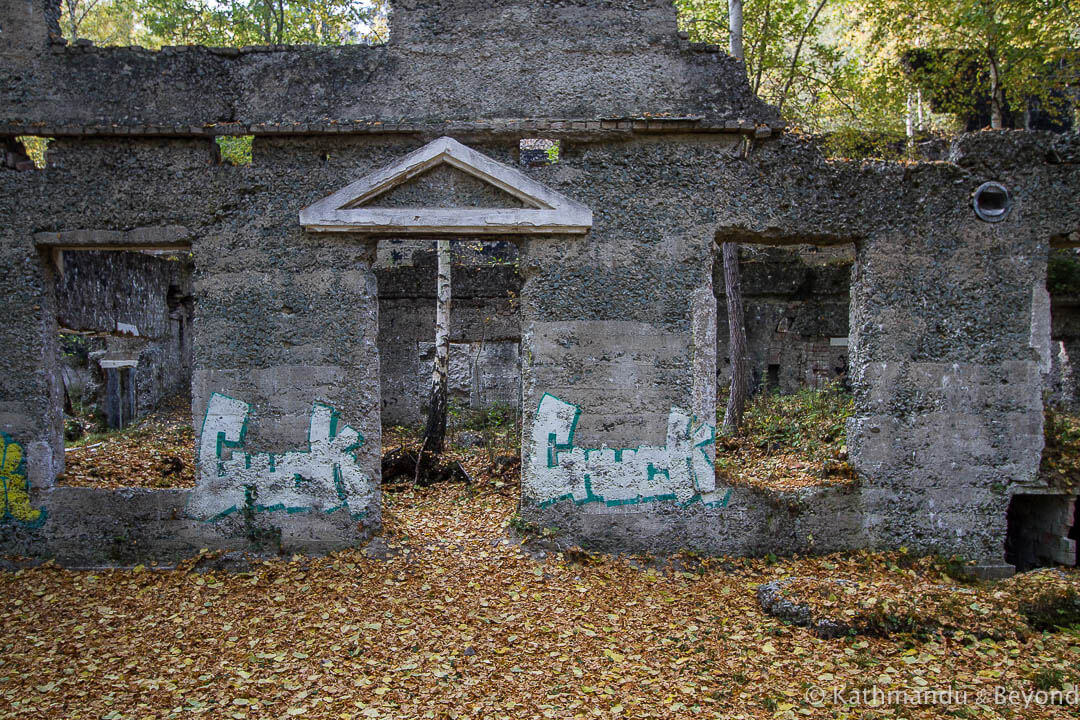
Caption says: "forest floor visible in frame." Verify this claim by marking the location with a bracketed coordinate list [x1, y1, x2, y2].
[59, 394, 196, 489]
[3, 472, 1080, 719]
[715, 384, 856, 491]
[9, 390, 1077, 717]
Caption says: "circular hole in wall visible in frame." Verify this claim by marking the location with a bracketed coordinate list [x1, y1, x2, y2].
[973, 181, 1012, 223]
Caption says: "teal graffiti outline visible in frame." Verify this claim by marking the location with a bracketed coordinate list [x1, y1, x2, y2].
[537, 392, 579, 468]
[199, 396, 369, 522]
[0, 432, 47, 528]
[199, 392, 250, 479]
[532, 395, 731, 510]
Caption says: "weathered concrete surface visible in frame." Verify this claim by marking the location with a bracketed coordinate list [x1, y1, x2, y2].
[300, 136, 594, 234]
[377, 239, 521, 425]
[521, 132, 1080, 566]
[1, 0, 778, 131]
[4, 128, 1077, 566]
[54, 249, 193, 422]
[0, 488, 200, 567]
[1, 0, 1079, 570]
[0, 137, 391, 559]
[717, 245, 853, 394]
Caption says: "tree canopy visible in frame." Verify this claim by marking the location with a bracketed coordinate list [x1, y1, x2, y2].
[60, 0, 388, 48]
[678, 0, 1079, 155]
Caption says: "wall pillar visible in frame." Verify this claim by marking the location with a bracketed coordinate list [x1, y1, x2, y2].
[518, 230, 724, 548]
[188, 233, 382, 551]
[848, 216, 1048, 565]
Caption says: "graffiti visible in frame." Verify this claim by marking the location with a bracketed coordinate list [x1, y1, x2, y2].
[188, 393, 374, 522]
[1, 433, 45, 526]
[527, 393, 731, 509]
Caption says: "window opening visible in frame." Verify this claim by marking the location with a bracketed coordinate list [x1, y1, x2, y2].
[519, 139, 560, 167]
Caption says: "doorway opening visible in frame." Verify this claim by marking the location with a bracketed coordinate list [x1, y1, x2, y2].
[49, 247, 196, 490]
[714, 241, 857, 491]
[376, 237, 523, 485]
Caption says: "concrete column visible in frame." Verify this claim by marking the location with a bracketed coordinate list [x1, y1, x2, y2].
[189, 233, 382, 550]
[847, 217, 1048, 565]
[0, 242, 61, 536]
[518, 231, 725, 549]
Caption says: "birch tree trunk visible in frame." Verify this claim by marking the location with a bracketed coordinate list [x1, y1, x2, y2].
[728, 0, 744, 63]
[988, 50, 1004, 130]
[721, 0, 750, 434]
[421, 237, 452, 456]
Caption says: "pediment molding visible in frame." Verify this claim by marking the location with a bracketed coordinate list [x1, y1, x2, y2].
[299, 137, 592, 234]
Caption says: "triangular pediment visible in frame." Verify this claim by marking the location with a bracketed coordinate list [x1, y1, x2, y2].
[356, 164, 528, 209]
[299, 137, 592, 234]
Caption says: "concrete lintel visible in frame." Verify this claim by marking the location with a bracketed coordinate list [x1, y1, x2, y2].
[33, 225, 194, 250]
[99, 359, 139, 369]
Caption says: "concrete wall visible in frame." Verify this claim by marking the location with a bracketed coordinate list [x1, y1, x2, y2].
[55, 249, 193, 424]
[1, 0, 1078, 569]
[717, 245, 853, 395]
[1, 0, 778, 131]
[718, 244, 1080, 406]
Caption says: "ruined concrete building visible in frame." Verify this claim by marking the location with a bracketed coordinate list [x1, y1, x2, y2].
[2, 0, 1078, 574]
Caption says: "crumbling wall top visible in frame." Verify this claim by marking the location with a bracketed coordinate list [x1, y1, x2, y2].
[1, 0, 779, 134]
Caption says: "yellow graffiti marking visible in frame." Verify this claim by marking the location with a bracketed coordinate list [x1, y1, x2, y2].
[1, 434, 43, 525]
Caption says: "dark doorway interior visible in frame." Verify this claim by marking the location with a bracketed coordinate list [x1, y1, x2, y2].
[1005, 493, 1078, 571]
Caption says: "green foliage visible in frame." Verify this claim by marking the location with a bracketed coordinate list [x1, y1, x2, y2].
[216, 135, 254, 165]
[851, 0, 1078, 129]
[60, 0, 388, 47]
[545, 142, 560, 164]
[1031, 666, 1068, 692]
[16, 136, 50, 169]
[1039, 405, 1080, 493]
[1047, 251, 1080, 297]
[734, 381, 853, 461]
[59, 333, 90, 364]
[677, 1, 1077, 157]
[932, 554, 978, 585]
[507, 512, 541, 537]
[678, 0, 860, 131]
[452, 402, 521, 466]
[821, 126, 908, 161]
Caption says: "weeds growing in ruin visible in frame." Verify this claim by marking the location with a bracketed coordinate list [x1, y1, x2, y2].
[717, 382, 857, 491]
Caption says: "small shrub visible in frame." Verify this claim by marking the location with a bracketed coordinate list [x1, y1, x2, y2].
[216, 135, 253, 165]
[1047, 251, 1080, 296]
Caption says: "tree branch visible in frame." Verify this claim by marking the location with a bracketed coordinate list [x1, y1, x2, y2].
[777, 0, 829, 114]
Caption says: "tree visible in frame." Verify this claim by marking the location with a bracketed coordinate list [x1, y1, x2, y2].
[678, 0, 856, 131]
[854, 0, 1077, 130]
[62, 0, 389, 48]
[60, 0, 141, 44]
[720, 0, 751, 434]
[419, 238, 452, 469]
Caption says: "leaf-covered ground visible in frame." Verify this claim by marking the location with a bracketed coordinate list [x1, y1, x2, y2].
[59, 395, 196, 489]
[10, 393, 1077, 716]
[3, 469, 1080, 719]
[716, 384, 857, 491]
